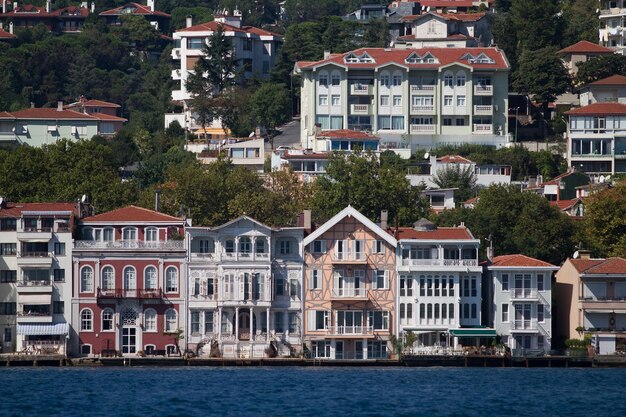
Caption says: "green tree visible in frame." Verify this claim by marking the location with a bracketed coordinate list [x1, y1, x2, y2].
[582, 184, 626, 257]
[510, 0, 561, 53]
[432, 164, 478, 204]
[249, 82, 291, 135]
[576, 54, 626, 85]
[170, 7, 214, 30]
[561, 0, 600, 46]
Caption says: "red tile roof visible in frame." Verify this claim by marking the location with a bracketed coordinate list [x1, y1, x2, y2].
[8, 108, 96, 120]
[82, 205, 183, 223]
[0, 27, 16, 39]
[588, 74, 626, 86]
[179, 21, 282, 37]
[419, 0, 492, 7]
[53, 6, 89, 17]
[549, 198, 581, 211]
[88, 113, 128, 122]
[318, 129, 380, 140]
[297, 47, 509, 71]
[0, 202, 77, 218]
[558, 40, 613, 55]
[66, 99, 121, 108]
[0, 111, 14, 119]
[570, 257, 626, 274]
[438, 155, 473, 164]
[0, 5, 53, 17]
[490, 254, 557, 268]
[401, 11, 485, 23]
[565, 102, 626, 116]
[393, 226, 474, 240]
[100, 3, 170, 18]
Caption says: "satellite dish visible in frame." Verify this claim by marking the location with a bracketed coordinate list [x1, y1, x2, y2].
[0, 197, 4, 206]
[599, 175, 605, 183]
[424, 152, 430, 160]
[81, 194, 88, 203]
[573, 250, 580, 259]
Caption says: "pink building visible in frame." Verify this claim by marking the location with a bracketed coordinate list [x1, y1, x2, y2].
[71, 206, 188, 357]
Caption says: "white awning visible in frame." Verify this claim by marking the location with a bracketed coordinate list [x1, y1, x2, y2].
[17, 323, 69, 336]
[19, 294, 51, 305]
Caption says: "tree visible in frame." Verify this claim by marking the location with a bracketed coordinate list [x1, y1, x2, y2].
[582, 184, 626, 257]
[432, 164, 478, 204]
[249, 82, 291, 135]
[312, 152, 428, 225]
[561, 0, 600, 46]
[510, 0, 561, 53]
[576, 54, 626, 85]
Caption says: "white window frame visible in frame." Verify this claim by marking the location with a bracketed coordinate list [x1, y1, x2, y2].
[144, 266, 158, 290]
[80, 266, 94, 293]
[80, 308, 93, 331]
[165, 309, 178, 333]
[144, 308, 157, 332]
[101, 308, 114, 332]
[165, 267, 178, 293]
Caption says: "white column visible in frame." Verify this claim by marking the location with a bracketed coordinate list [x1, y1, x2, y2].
[266, 308, 270, 342]
[234, 236, 240, 261]
[251, 236, 257, 261]
[363, 338, 368, 359]
[235, 307, 240, 341]
[95, 260, 100, 291]
[250, 307, 255, 358]
[217, 307, 222, 340]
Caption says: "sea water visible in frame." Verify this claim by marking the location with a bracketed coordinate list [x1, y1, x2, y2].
[0, 367, 624, 416]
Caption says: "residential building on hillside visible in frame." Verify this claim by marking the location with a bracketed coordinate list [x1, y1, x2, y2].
[406, 154, 511, 188]
[525, 171, 590, 202]
[99, 1, 170, 32]
[420, 188, 457, 212]
[71, 206, 188, 357]
[396, 218, 489, 351]
[0, 102, 126, 146]
[390, 0, 494, 14]
[558, 40, 614, 77]
[271, 149, 330, 183]
[555, 254, 626, 355]
[0, 23, 15, 39]
[64, 97, 122, 117]
[484, 254, 558, 355]
[396, 12, 491, 48]
[303, 206, 397, 360]
[186, 137, 265, 172]
[295, 47, 511, 152]
[599, 1, 626, 55]
[0, 1, 91, 34]
[186, 216, 304, 358]
[579, 75, 626, 106]
[0, 200, 77, 355]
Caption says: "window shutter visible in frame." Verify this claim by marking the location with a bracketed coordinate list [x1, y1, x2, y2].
[384, 270, 389, 289]
[307, 310, 315, 331]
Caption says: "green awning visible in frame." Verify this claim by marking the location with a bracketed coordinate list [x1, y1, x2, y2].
[449, 329, 497, 337]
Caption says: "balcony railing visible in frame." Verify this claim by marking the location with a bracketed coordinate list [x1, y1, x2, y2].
[221, 252, 271, 262]
[411, 105, 435, 114]
[17, 280, 51, 287]
[473, 105, 493, 115]
[511, 319, 538, 330]
[580, 296, 626, 302]
[350, 104, 370, 115]
[350, 84, 372, 95]
[410, 124, 436, 134]
[473, 124, 493, 134]
[75, 240, 185, 250]
[97, 288, 163, 299]
[19, 251, 50, 258]
[21, 227, 53, 233]
[17, 311, 51, 317]
[510, 289, 538, 299]
[332, 252, 366, 262]
[401, 258, 478, 267]
[411, 85, 435, 93]
[326, 325, 373, 335]
[331, 288, 368, 298]
[474, 85, 493, 95]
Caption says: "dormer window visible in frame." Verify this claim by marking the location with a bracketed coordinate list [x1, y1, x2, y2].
[122, 227, 137, 241]
[344, 52, 375, 64]
[145, 227, 158, 242]
[468, 53, 494, 64]
[405, 52, 438, 64]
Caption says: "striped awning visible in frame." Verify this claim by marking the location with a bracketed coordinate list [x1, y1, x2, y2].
[17, 323, 69, 336]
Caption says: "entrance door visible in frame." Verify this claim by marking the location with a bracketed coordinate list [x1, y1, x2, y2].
[122, 327, 136, 354]
[355, 341, 363, 359]
[335, 341, 344, 359]
[239, 311, 250, 340]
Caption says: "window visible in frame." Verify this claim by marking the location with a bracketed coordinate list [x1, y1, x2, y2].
[318, 95, 328, 106]
[81, 345, 92, 355]
[310, 269, 321, 290]
[243, 38, 252, 51]
[374, 240, 383, 254]
[145, 227, 158, 242]
[205, 311, 214, 334]
[313, 310, 329, 330]
[275, 275, 285, 296]
[103, 228, 114, 241]
[537, 274, 544, 292]
[456, 73, 466, 87]
[288, 312, 298, 333]
[289, 279, 299, 298]
[225, 239, 235, 253]
[380, 95, 389, 106]
[102, 309, 113, 331]
[538, 304, 545, 322]
[0, 302, 16, 315]
[81, 309, 93, 331]
[407, 303, 413, 320]
[51, 269, 64, 282]
[166, 267, 178, 293]
[144, 266, 157, 290]
[144, 309, 157, 332]
[456, 96, 466, 107]
[191, 311, 200, 334]
[0, 218, 16, 231]
[368, 311, 389, 330]
[187, 37, 203, 49]
[444, 96, 453, 106]
[319, 74, 328, 86]
[312, 340, 331, 358]
[0, 243, 16, 255]
[98, 266, 113, 290]
[0, 270, 16, 283]
[331, 95, 340, 106]
[393, 95, 402, 106]
[239, 237, 252, 254]
[502, 274, 509, 291]
[123, 267, 136, 290]
[278, 240, 292, 255]
[331, 74, 340, 86]
[471, 303, 477, 319]
[53, 301, 64, 314]
[444, 73, 453, 87]
[392, 75, 402, 86]
[380, 75, 390, 87]
[80, 267, 94, 293]
[4, 328, 11, 343]
[165, 309, 178, 332]
[122, 227, 137, 241]
[537, 335, 545, 350]
[443, 118, 452, 126]
[373, 270, 388, 290]
[456, 118, 465, 126]
[312, 240, 326, 254]
[54, 242, 65, 255]
[274, 312, 284, 332]
[502, 304, 509, 322]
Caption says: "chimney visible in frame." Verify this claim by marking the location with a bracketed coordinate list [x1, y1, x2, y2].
[578, 250, 591, 260]
[80, 1, 87, 8]
[57, 101, 63, 111]
[30, 102, 35, 108]
[13, 2, 17, 11]
[90, 2, 95, 13]
[45, 0, 51, 13]
[2, 1, 6, 15]
[8, 21, 13, 34]
[303, 209, 312, 232]
[147, 0, 155, 12]
[323, 50, 331, 59]
[186, 14, 193, 28]
[486, 244, 494, 262]
[155, 188, 161, 212]
[380, 210, 388, 230]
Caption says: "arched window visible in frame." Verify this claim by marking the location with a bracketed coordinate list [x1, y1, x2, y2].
[444, 72, 454, 87]
[456, 71, 466, 87]
[239, 237, 251, 253]
[80, 309, 93, 331]
[165, 309, 178, 332]
[102, 308, 114, 331]
[122, 227, 137, 241]
[80, 266, 93, 293]
[82, 227, 94, 240]
[101, 266, 114, 290]
[103, 227, 114, 241]
[144, 266, 157, 290]
[123, 266, 136, 290]
[165, 267, 178, 293]
[318, 70, 329, 87]
[144, 308, 157, 332]
[145, 227, 158, 242]
[330, 70, 341, 86]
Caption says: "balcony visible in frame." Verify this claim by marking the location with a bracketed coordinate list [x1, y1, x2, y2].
[350, 84, 372, 95]
[97, 288, 163, 299]
[331, 288, 368, 299]
[332, 252, 367, 264]
[74, 240, 185, 251]
[171, 69, 182, 80]
[473, 105, 493, 116]
[411, 85, 436, 93]
[473, 124, 493, 134]
[570, 152, 614, 160]
[411, 105, 435, 115]
[325, 325, 374, 337]
[474, 85, 493, 95]
[511, 319, 538, 331]
[17, 228, 53, 241]
[16, 280, 53, 293]
[410, 124, 436, 134]
[581, 296, 626, 311]
[350, 104, 370, 115]
[17, 252, 52, 268]
[510, 289, 538, 300]
[220, 252, 271, 262]
[16, 311, 53, 323]
[401, 258, 478, 267]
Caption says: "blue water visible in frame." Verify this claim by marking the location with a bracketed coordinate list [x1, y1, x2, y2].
[0, 367, 625, 416]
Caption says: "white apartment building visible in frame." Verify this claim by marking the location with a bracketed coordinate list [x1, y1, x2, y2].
[186, 216, 304, 358]
[396, 12, 492, 48]
[599, 0, 626, 55]
[0, 201, 77, 355]
[486, 254, 558, 354]
[396, 219, 488, 349]
[295, 47, 510, 152]
[407, 154, 511, 188]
